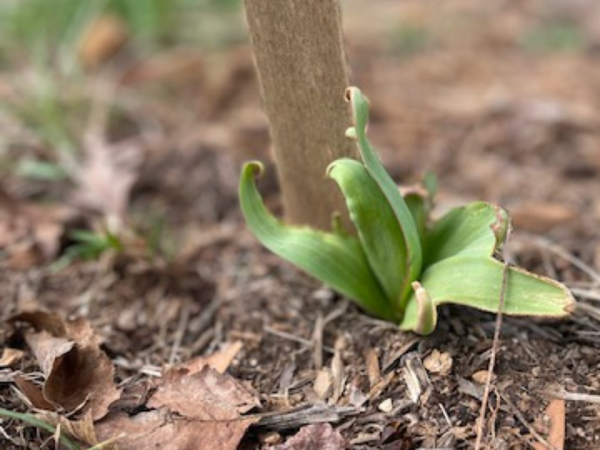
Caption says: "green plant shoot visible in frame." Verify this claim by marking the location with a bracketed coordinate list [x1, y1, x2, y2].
[239, 87, 575, 335]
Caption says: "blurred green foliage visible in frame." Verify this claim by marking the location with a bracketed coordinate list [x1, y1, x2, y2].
[0, 0, 243, 181]
[0, 0, 243, 65]
[520, 21, 586, 53]
[389, 21, 432, 57]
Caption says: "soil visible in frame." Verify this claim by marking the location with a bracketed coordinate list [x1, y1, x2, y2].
[2, 0, 600, 449]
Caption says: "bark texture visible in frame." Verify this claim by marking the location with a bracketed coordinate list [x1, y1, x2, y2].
[244, 0, 359, 230]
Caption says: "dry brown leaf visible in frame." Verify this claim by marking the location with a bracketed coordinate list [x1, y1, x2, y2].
[178, 340, 243, 375]
[274, 423, 346, 450]
[14, 375, 55, 410]
[203, 340, 243, 373]
[95, 365, 260, 450]
[533, 399, 565, 450]
[96, 409, 256, 450]
[78, 14, 128, 68]
[74, 134, 143, 222]
[0, 189, 74, 267]
[11, 311, 121, 420]
[0, 347, 25, 367]
[149, 365, 259, 419]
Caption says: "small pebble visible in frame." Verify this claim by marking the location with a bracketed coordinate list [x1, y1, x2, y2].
[378, 398, 393, 413]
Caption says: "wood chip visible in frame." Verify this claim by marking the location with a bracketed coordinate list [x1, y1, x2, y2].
[533, 399, 565, 450]
[423, 349, 453, 375]
[403, 352, 431, 404]
[0, 348, 25, 367]
[329, 336, 346, 405]
[364, 347, 381, 387]
[313, 369, 333, 400]
[472, 370, 493, 384]
[378, 398, 393, 413]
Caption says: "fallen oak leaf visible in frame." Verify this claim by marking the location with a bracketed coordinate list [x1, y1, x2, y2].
[148, 365, 259, 419]
[175, 340, 243, 375]
[274, 423, 346, 450]
[10, 311, 121, 421]
[96, 409, 256, 450]
[94, 365, 260, 450]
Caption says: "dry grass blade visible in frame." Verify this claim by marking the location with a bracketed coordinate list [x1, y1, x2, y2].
[524, 236, 600, 286]
[546, 389, 600, 404]
[474, 262, 508, 450]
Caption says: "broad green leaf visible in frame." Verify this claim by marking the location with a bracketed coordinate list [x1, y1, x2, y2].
[403, 173, 437, 242]
[404, 193, 427, 241]
[346, 87, 422, 308]
[239, 162, 396, 321]
[399, 255, 575, 333]
[328, 158, 408, 306]
[424, 202, 509, 267]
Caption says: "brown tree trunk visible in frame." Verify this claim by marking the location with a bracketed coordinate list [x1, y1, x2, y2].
[244, 0, 359, 230]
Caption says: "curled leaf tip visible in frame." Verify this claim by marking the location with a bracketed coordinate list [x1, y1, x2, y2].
[491, 204, 510, 247]
[411, 281, 437, 335]
[244, 161, 265, 178]
[326, 161, 339, 177]
[344, 87, 355, 102]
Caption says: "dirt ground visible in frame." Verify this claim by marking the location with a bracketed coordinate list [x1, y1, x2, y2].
[1, 0, 600, 449]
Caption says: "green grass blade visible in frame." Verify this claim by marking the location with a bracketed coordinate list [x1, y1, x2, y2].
[424, 202, 508, 267]
[345, 87, 422, 309]
[240, 162, 395, 321]
[328, 158, 407, 308]
[0, 408, 80, 450]
[399, 255, 575, 332]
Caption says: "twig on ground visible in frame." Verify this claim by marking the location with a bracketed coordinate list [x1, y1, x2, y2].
[169, 300, 191, 365]
[546, 389, 600, 404]
[570, 287, 600, 302]
[474, 261, 509, 450]
[523, 235, 600, 285]
[312, 312, 324, 370]
[253, 404, 358, 430]
[265, 325, 334, 354]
